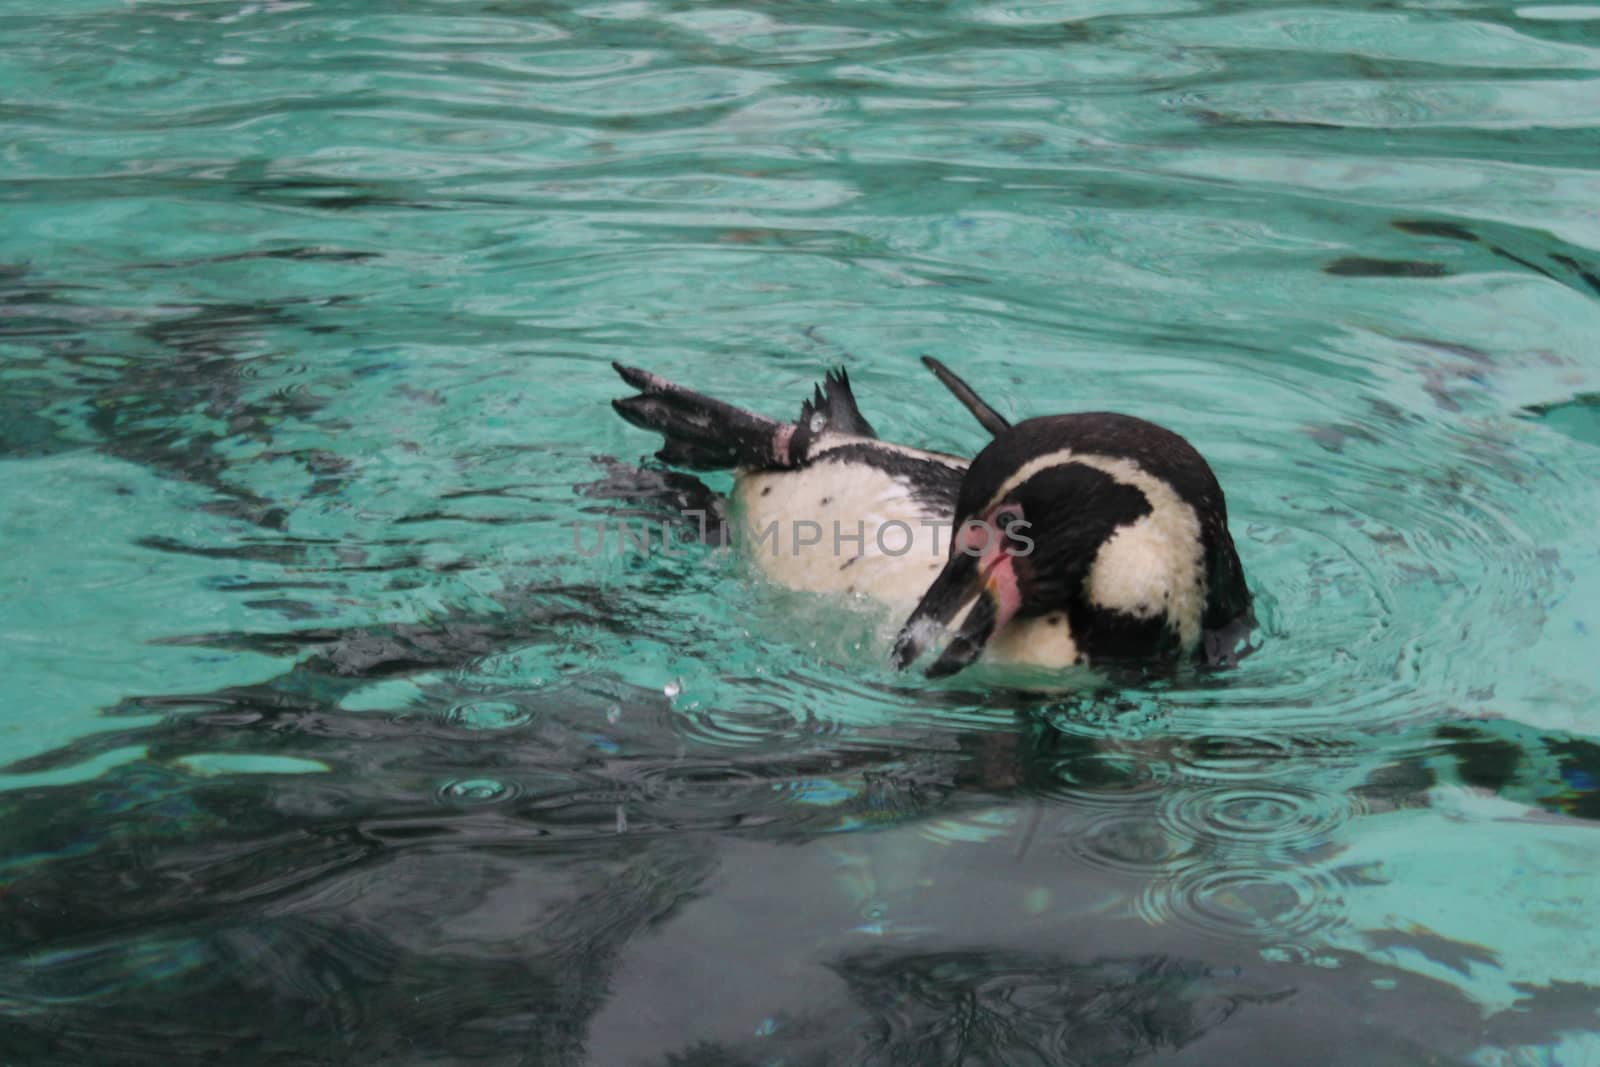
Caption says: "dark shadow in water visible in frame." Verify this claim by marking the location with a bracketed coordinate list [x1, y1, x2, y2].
[0, 265, 354, 528]
[1394, 219, 1600, 301]
[1314, 220, 1600, 302]
[831, 949, 1292, 1063]
[1427, 720, 1600, 823]
[645, 950, 1297, 1065]
[4, 625, 1600, 1064]
[577, 456, 730, 546]
[1524, 392, 1600, 448]
[1322, 257, 1449, 278]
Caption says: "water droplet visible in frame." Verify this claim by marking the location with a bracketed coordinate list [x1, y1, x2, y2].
[447, 700, 533, 730]
[1259, 944, 1308, 964]
[663, 679, 682, 699]
[440, 778, 515, 804]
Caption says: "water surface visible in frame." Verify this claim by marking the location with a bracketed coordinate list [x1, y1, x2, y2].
[3, 0, 1600, 1062]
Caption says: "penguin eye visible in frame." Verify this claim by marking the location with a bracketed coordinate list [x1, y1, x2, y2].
[993, 506, 1023, 531]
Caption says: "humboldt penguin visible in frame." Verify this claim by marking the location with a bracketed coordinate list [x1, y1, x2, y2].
[611, 359, 1252, 676]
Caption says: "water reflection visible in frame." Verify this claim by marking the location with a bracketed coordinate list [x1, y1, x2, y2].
[826, 949, 1292, 1063]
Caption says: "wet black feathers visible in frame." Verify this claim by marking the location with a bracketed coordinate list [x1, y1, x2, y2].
[956, 413, 1254, 665]
[921, 356, 1011, 436]
[796, 368, 877, 439]
[954, 414, 1222, 519]
[816, 442, 965, 511]
[612, 363, 878, 473]
[611, 362, 789, 471]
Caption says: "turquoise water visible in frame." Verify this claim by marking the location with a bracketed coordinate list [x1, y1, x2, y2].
[3, 0, 1600, 1060]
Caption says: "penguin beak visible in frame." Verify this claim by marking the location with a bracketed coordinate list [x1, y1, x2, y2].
[891, 551, 1022, 678]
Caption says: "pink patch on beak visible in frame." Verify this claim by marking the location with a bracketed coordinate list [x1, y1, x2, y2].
[773, 424, 795, 466]
[983, 552, 1022, 633]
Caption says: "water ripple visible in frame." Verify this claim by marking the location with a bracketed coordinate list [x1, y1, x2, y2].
[1160, 783, 1350, 849]
[1031, 748, 1175, 808]
[1135, 863, 1348, 946]
[1070, 812, 1205, 876]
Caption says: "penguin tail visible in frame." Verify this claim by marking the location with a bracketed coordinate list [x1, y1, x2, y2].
[920, 356, 1011, 436]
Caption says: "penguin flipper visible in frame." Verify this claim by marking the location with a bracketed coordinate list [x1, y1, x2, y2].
[612, 363, 881, 472]
[612, 363, 794, 472]
[1200, 608, 1256, 669]
[579, 456, 728, 545]
[920, 356, 1011, 436]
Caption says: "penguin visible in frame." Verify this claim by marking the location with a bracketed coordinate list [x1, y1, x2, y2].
[611, 359, 1253, 678]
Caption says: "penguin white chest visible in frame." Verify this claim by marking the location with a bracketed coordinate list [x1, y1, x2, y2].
[729, 461, 951, 614]
[984, 612, 1082, 669]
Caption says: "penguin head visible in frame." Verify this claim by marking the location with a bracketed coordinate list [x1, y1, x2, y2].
[891, 413, 1233, 677]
